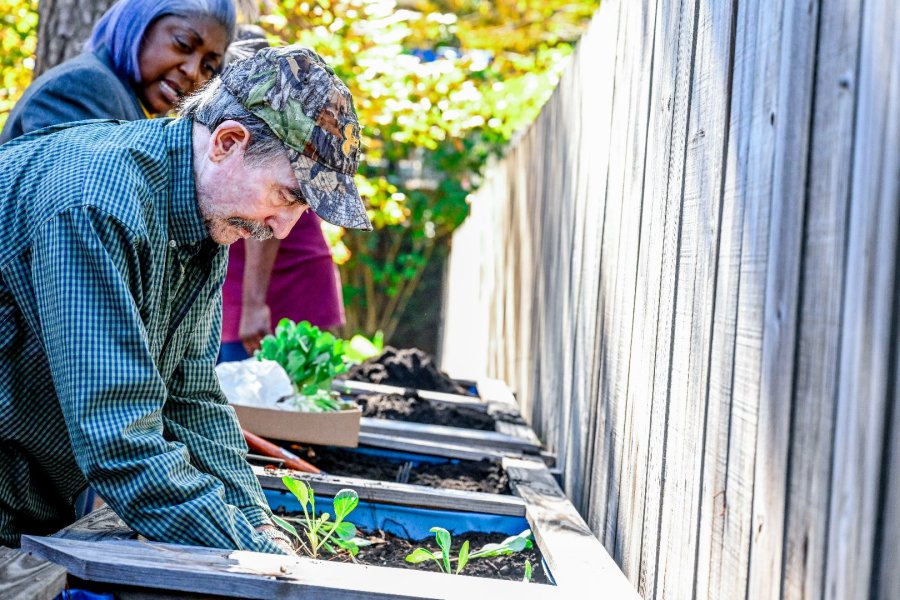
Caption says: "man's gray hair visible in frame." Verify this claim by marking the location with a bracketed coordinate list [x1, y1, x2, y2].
[177, 78, 287, 167]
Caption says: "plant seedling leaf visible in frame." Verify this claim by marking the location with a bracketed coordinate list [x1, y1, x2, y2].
[523, 559, 533, 582]
[333, 489, 359, 520]
[271, 515, 298, 538]
[282, 476, 310, 507]
[456, 540, 470, 574]
[332, 521, 357, 541]
[405, 548, 439, 564]
[429, 527, 452, 574]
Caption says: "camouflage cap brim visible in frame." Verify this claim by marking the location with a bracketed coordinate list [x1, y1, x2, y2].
[291, 152, 372, 230]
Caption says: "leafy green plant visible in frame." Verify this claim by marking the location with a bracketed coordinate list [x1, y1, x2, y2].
[257, 319, 348, 411]
[271, 476, 367, 559]
[405, 527, 534, 575]
[344, 330, 385, 364]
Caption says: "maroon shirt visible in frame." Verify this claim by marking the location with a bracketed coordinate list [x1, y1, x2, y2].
[221, 211, 344, 342]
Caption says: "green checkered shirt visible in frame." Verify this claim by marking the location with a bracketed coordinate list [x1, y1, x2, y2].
[0, 117, 282, 553]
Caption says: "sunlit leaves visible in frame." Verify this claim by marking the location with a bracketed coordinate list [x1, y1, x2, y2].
[0, 0, 38, 130]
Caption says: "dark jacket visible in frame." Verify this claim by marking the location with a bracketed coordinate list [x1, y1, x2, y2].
[0, 48, 145, 144]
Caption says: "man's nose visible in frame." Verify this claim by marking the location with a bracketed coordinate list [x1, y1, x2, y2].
[268, 206, 307, 239]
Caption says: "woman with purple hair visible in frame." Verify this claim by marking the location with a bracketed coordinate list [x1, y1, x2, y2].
[0, 0, 235, 143]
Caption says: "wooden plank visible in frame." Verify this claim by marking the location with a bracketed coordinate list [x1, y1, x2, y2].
[0, 547, 67, 600]
[655, 0, 739, 595]
[504, 457, 639, 597]
[51, 505, 134, 541]
[22, 536, 560, 600]
[359, 417, 539, 454]
[597, 0, 673, 589]
[582, 0, 631, 550]
[357, 432, 510, 461]
[254, 466, 527, 517]
[563, 0, 621, 517]
[600, 0, 657, 563]
[745, 1, 820, 597]
[825, 0, 900, 597]
[630, 0, 698, 595]
[780, 0, 861, 598]
[877, 359, 900, 600]
[334, 380, 487, 412]
[474, 377, 516, 407]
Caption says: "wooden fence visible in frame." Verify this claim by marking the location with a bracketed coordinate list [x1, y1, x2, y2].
[441, 0, 899, 598]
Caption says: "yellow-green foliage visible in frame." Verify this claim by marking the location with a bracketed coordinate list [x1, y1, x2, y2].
[260, 0, 600, 340]
[0, 0, 38, 130]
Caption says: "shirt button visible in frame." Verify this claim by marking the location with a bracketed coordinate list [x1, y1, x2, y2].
[169, 240, 177, 248]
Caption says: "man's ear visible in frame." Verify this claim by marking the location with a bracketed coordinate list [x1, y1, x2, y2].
[208, 120, 251, 163]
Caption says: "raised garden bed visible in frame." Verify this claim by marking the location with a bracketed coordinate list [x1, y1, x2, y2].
[21, 458, 639, 599]
[277, 445, 511, 494]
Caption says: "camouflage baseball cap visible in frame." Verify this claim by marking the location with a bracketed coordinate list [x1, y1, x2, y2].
[219, 45, 372, 230]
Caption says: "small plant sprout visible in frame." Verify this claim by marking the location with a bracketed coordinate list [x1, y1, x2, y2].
[271, 476, 366, 559]
[405, 527, 534, 576]
[523, 559, 533, 582]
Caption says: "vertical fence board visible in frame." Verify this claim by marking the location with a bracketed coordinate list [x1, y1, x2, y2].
[657, 0, 736, 597]
[565, 2, 621, 513]
[781, 0, 860, 598]
[583, 0, 632, 547]
[826, 0, 900, 597]
[616, 0, 672, 587]
[600, 0, 658, 558]
[746, 0, 819, 597]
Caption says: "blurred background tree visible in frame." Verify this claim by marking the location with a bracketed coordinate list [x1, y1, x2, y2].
[0, 0, 600, 350]
[0, 0, 38, 126]
[259, 0, 599, 347]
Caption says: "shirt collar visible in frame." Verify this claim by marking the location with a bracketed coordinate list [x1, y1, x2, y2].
[164, 118, 210, 247]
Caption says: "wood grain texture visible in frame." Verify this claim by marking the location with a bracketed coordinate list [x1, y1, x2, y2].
[504, 458, 639, 598]
[442, 1, 900, 598]
[22, 535, 560, 600]
[781, 1, 860, 598]
[825, 0, 900, 598]
[0, 546, 67, 600]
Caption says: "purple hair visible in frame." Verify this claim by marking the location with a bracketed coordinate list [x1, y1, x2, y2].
[87, 0, 236, 83]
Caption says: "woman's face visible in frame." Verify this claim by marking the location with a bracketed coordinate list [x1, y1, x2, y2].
[137, 14, 228, 114]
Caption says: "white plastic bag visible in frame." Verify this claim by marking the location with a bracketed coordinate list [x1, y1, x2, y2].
[215, 358, 294, 409]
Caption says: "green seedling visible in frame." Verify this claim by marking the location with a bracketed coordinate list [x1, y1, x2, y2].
[405, 527, 534, 576]
[523, 559, 533, 582]
[257, 319, 348, 411]
[271, 476, 367, 558]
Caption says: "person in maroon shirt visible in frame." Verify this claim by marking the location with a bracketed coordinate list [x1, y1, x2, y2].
[218, 26, 346, 362]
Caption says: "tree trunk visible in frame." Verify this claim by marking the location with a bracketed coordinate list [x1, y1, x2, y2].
[34, 0, 116, 76]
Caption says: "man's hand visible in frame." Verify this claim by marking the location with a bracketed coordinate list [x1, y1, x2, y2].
[240, 303, 272, 355]
[256, 524, 296, 555]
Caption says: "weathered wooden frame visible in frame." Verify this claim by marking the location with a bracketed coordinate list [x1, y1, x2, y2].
[22, 457, 637, 598]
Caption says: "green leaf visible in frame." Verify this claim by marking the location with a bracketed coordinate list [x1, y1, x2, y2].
[282, 476, 310, 507]
[271, 515, 298, 537]
[333, 489, 360, 521]
[456, 540, 470, 574]
[332, 521, 357, 541]
[430, 527, 452, 574]
[523, 559, 533, 582]
[405, 548, 439, 564]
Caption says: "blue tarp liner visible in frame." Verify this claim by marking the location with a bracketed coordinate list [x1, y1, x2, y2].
[264, 488, 530, 541]
[341, 445, 455, 465]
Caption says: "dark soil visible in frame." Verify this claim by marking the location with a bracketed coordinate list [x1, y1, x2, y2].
[272, 515, 550, 584]
[290, 445, 511, 494]
[355, 392, 497, 431]
[352, 529, 550, 584]
[346, 347, 475, 396]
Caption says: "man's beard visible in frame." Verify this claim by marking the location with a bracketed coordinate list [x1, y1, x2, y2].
[225, 217, 274, 241]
